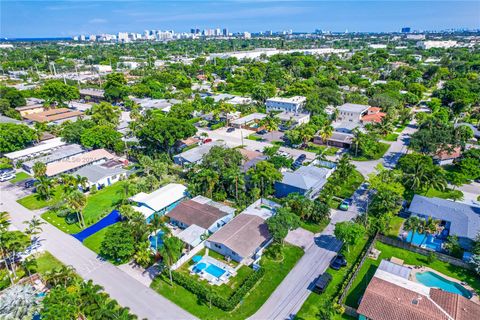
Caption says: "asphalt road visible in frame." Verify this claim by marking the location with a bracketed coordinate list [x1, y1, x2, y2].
[0, 184, 196, 320]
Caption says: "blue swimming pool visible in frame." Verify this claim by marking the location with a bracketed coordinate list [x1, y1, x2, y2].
[205, 264, 226, 278]
[149, 231, 164, 251]
[416, 271, 472, 299]
[406, 231, 443, 251]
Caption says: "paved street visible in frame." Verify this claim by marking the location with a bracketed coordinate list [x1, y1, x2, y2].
[0, 184, 196, 320]
[453, 181, 480, 206]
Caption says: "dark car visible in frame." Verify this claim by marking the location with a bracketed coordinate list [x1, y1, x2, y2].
[226, 127, 235, 133]
[24, 178, 37, 188]
[339, 198, 353, 211]
[296, 154, 307, 161]
[257, 129, 267, 135]
[330, 254, 347, 270]
[313, 272, 332, 294]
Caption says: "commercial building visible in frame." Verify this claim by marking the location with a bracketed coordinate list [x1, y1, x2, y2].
[266, 96, 306, 113]
[23, 108, 83, 124]
[22, 144, 85, 174]
[15, 98, 45, 117]
[4, 137, 67, 162]
[129, 183, 188, 222]
[417, 40, 458, 49]
[275, 165, 334, 199]
[45, 148, 116, 177]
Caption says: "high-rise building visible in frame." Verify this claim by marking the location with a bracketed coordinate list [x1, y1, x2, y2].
[223, 28, 228, 36]
[243, 31, 251, 39]
[401, 27, 411, 33]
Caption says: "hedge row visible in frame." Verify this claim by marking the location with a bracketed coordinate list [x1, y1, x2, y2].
[168, 267, 265, 311]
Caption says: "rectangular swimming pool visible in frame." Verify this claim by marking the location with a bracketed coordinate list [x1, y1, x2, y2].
[415, 271, 472, 299]
[205, 264, 226, 278]
[406, 231, 443, 251]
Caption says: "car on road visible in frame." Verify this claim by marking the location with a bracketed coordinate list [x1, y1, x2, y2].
[24, 178, 37, 188]
[203, 138, 212, 143]
[226, 127, 235, 133]
[339, 198, 353, 211]
[257, 129, 267, 135]
[291, 154, 307, 169]
[313, 272, 332, 294]
[330, 254, 347, 270]
[0, 168, 15, 176]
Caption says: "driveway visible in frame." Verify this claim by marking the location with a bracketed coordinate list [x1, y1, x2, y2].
[0, 184, 196, 320]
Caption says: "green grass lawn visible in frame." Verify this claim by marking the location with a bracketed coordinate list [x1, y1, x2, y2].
[34, 251, 65, 275]
[83, 223, 118, 254]
[336, 169, 364, 199]
[247, 134, 263, 141]
[82, 181, 127, 225]
[383, 133, 399, 142]
[296, 236, 370, 320]
[395, 125, 407, 133]
[10, 172, 31, 184]
[17, 186, 64, 210]
[41, 181, 127, 234]
[151, 244, 304, 320]
[305, 143, 338, 156]
[424, 188, 464, 201]
[385, 216, 405, 238]
[350, 142, 390, 161]
[299, 219, 330, 234]
[344, 241, 480, 309]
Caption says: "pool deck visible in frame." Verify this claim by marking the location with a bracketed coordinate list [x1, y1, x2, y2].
[408, 265, 479, 304]
[189, 255, 236, 285]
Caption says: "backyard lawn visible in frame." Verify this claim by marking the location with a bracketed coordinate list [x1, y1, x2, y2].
[17, 186, 64, 210]
[151, 244, 304, 320]
[41, 181, 127, 234]
[344, 241, 480, 309]
[350, 142, 390, 161]
[10, 171, 31, 184]
[296, 236, 370, 320]
[385, 216, 405, 238]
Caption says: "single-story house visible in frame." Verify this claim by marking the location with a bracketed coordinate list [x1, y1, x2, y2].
[173, 137, 201, 153]
[408, 195, 480, 249]
[74, 162, 127, 191]
[433, 146, 462, 165]
[276, 111, 310, 129]
[79, 89, 105, 103]
[173, 141, 226, 166]
[313, 131, 354, 148]
[275, 165, 334, 199]
[0, 115, 22, 124]
[4, 137, 67, 162]
[357, 260, 480, 320]
[238, 148, 267, 172]
[45, 148, 116, 177]
[129, 183, 188, 222]
[23, 108, 83, 124]
[22, 144, 85, 174]
[230, 113, 266, 130]
[15, 100, 45, 117]
[332, 121, 361, 134]
[206, 198, 279, 264]
[166, 195, 235, 234]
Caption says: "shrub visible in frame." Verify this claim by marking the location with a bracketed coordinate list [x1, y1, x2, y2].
[210, 121, 226, 130]
[168, 266, 265, 311]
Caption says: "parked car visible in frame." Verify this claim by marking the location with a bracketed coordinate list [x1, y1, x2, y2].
[203, 138, 212, 143]
[226, 127, 235, 133]
[0, 173, 15, 182]
[257, 129, 267, 135]
[330, 254, 347, 270]
[339, 198, 353, 211]
[24, 178, 37, 188]
[0, 168, 15, 176]
[313, 272, 332, 294]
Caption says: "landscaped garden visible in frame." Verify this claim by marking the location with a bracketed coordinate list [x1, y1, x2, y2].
[344, 241, 480, 309]
[350, 142, 390, 161]
[305, 142, 338, 156]
[151, 244, 304, 320]
[17, 186, 64, 210]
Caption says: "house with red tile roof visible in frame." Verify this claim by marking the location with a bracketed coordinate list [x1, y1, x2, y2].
[361, 107, 387, 124]
[357, 261, 479, 320]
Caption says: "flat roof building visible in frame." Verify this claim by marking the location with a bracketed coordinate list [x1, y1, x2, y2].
[337, 103, 370, 122]
[4, 137, 67, 162]
[45, 148, 115, 177]
[266, 96, 306, 113]
[22, 144, 85, 174]
[23, 108, 83, 124]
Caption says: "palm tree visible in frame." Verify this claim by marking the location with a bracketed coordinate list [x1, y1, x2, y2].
[420, 217, 440, 246]
[44, 265, 76, 287]
[0, 211, 10, 232]
[75, 174, 88, 191]
[424, 166, 447, 195]
[403, 216, 423, 244]
[21, 257, 37, 284]
[34, 176, 54, 200]
[23, 216, 45, 238]
[261, 112, 280, 141]
[65, 190, 87, 228]
[159, 235, 183, 286]
[352, 128, 361, 157]
[375, 116, 394, 136]
[319, 125, 334, 145]
[32, 162, 46, 179]
[134, 241, 152, 267]
[149, 214, 164, 254]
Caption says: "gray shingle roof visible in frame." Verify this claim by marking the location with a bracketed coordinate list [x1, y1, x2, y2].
[409, 195, 480, 240]
[74, 163, 126, 184]
[280, 166, 332, 197]
[174, 141, 225, 164]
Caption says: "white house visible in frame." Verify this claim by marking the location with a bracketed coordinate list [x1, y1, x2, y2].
[337, 103, 370, 122]
[74, 162, 127, 191]
[129, 183, 188, 222]
[266, 96, 306, 113]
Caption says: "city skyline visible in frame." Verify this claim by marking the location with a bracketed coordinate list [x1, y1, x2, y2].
[1, 0, 479, 38]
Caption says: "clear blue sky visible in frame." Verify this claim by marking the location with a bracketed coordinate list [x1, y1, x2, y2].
[1, 1, 479, 38]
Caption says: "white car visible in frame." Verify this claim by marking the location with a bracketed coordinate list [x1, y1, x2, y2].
[0, 173, 15, 182]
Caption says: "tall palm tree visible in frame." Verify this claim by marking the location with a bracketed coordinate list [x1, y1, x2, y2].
[319, 125, 334, 145]
[21, 257, 37, 284]
[34, 176, 54, 200]
[424, 166, 447, 195]
[32, 162, 46, 179]
[403, 216, 423, 244]
[352, 128, 361, 157]
[65, 190, 87, 228]
[149, 214, 164, 254]
[420, 217, 440, 246]
[159, 235, 183, 286]
[75, 174, 88, 191]
[23, 216, 45, 238]
[261, 112, 280, 141]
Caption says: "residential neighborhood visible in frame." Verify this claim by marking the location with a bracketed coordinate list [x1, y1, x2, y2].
[1, 3, 479, 320]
